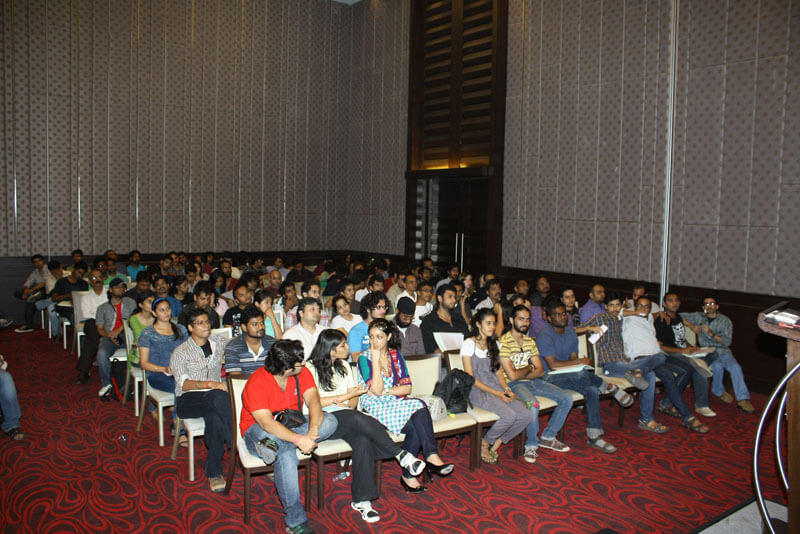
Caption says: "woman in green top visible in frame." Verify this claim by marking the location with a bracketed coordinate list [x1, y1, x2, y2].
[128, 289, 155, 366]
[253, 289, 283, 339]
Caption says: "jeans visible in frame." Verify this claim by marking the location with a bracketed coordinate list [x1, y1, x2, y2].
[400, 408, 439, 478]
[661, 354, 710, 409]
[0, 370, 22, 432]
[76, 319, 125, 386]
[544, 371, 605, 437]
[706, 349, 750, 401]
[96, 337, 125, 388]
[508, 379, 573, 448]
[244, 413, 338, 529]
[31, 298, 59, 337]
[147, 373, 177, 420]
[176, 389, 232, 478]
[603, 353, 666, 423]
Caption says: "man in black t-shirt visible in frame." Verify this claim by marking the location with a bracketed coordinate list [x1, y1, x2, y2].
[50, 262, 90, 327]
[222, 283, 253, 337]
[420, 285, 469, 354]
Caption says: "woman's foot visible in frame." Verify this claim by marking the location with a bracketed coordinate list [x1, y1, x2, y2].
[400, 476, 427, 493]
[425, 461, 455, 477]
[351, 501, 380, 523]
[480, 442, 499, 464]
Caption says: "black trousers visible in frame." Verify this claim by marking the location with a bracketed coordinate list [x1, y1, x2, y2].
[401, 408, 438, 478]
[77, 319, 99, 374]
[176, 389, 232, 478]
[329, 410, 401, 502]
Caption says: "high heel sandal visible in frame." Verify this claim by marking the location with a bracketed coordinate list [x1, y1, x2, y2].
[425, 461, 455, 478]
[400, 476, 427, 493]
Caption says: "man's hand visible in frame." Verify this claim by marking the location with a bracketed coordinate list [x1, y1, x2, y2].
[296, 434, 317, 454]
[683, 346, 703, 355]
[701, 324, 712, 335]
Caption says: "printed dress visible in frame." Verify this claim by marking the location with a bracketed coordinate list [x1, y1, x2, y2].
[357, 350, 424, 435]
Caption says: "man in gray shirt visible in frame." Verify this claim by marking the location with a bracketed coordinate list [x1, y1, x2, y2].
[393, 297, 426, 356]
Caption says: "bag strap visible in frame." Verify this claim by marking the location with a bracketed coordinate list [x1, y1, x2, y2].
[294, 374, 302, 411]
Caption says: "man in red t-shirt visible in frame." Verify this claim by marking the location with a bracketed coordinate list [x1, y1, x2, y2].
[241, 340, 338, 534]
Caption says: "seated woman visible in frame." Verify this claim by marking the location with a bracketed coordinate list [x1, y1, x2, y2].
[128, 289, 155, 367]
[138, 298, 189, 441]
[253, 289, 283, 339]
[330, 295, 363, 335]
[307, 330, 425, 523]
[461, 308, 532, 464]
[278, 281, 298, 314]
[356, 319, 454, 492]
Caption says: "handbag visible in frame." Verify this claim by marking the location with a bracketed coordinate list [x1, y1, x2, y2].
[274, 375, 307, 429]
[415, 394, 448, 422]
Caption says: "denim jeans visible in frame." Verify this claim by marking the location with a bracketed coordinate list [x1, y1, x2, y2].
[603, 353, 666, 423]
[97, 337, 125, 388]
[176, 389, 232, 478]
[544, 371, 604, 437]
[508, 378, 573, 448]
[660, 354, 710, 409]
[706, 349, 750, 400]
[244, 413, 338, 529]
[32, 298, 59, 337]
[147, 373, 177, 421]
[0, 370, 22, 432]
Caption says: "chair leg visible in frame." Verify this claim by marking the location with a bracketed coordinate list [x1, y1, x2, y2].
[133, 379, 140, 417]
[224, 455, 236, 495]
[122, 371, 130, 406]
[469, 428, 478, 471]
[158, 404, 165, 447]
[244, 470, 251, 524]
[171, 418, 182, 460]
[136, 395, 147, 432]
[188, 430, 195, 482]
[316, 457, 325, 510]
[304, 462, 311, 511]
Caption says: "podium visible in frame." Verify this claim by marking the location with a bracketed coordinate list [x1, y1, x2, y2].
[758, 308, 800, 529]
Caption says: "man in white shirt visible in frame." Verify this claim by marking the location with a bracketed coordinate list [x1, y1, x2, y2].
[412, 280, 434, 326]
[355, 275, 384, 303]
[474, 279, 503, 311]
[282, 298, 326, 361]
[394, 273, 418, 306]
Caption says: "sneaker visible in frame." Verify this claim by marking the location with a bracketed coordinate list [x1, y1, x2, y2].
[539, 437, 570, 453]
[523, 446, 538, 463]
[351, 501, 380, 523]
[13, 326, 33, 333]
[0, 355, 7, 371]
[397, 450, 425, 476]
[0, 318, 12, 330]
[687, 358, 713, 378]
[98, 384, 113, 397]
[286, 521, 316, 534]
[738, 399, 756, 414]
[695, 406, 717, 417]
[208, 475, 226, 493]
[254, 437, 278, 465]
[719, 391, 734, 403]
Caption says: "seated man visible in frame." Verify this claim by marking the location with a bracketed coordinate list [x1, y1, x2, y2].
[348, 292, 389, 359]
[169, 307, 232, 492]
[393, 297, 426, 356]
[50, 261, 89, 336]
[578, 284, 606, 324]
[529, 275, 550, 307]
[435, 263, 461, 290]
[14, 254, 50, 333]
[412, 280, 434, 326]
[125, 271, 152, 301]
[284, 260, 313, 284]
[394, 273, 418, 306]
[355, 275, 384, 303]
[76, 270, 114, 384]
[224, 306, 277, 377]
[126, 250, 147, 280]
[262, 268, 283, 299]
[222, 283, 254, 337]
[240, 339, 338, 534]
[536, 301, 630, 453]
[282, 298, 326, 361]
[284, 280, 330, 329]
[420, 285, 469, 354]
[498, 305, 573, 461]
[89, 278, 137, 398]
[654, 292, 716, 417]
[474, 279, 503, 311]
[178, 280, 221, 330]
[681, 294, 754, 414]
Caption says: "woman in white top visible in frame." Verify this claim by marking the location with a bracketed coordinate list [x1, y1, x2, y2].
[329, 295, 363, 334]
[306, 329, 424, 524]
[461, 308, 532, 464]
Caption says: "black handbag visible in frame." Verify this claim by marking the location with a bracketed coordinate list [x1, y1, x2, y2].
[274, 375, 307, 429]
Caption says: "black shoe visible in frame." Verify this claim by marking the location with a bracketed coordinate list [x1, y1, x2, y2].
[400, 476, 427, 493]
[76, 373, 90, 385]
[425, 462, 455, 478]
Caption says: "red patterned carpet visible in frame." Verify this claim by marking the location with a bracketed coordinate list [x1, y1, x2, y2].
[0, 328, 787, 533]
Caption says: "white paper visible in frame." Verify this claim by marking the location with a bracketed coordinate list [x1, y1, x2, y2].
[547, 364, 593, 375]
[433, 332, 465, 352]
[588, 324, 608, 345]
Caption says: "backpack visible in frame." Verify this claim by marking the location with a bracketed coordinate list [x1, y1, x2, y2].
[433, 369, 474, 414]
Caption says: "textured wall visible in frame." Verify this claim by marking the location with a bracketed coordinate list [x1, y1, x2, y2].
[0, 0, 407, 257]
[504, 0, 800, 298]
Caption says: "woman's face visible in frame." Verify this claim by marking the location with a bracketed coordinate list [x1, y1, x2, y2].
[368, 327, 391, 352]
[141, 296, 155, 314]
[463, 274, 473, 289]
[335, 298, 350, 316]
[330, 340, 350, 361]
[478, 315, 496, 338]
[178, 280, 189, 293]
[561, 290, 576, 309]
[214, 277, 224, 288]
[153, 301, 172, 322]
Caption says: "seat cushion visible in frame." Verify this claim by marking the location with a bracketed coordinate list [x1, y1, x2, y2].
[183, 418, 205, 436]
[432, 413, 476, 433]
[314, 438, 352, 456]
[467, 406, 500, 423]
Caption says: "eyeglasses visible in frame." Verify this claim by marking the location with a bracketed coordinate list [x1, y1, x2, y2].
[193, 319, 211, 326]
[702, 302, 718, 307]
[373, 305, 388, 310]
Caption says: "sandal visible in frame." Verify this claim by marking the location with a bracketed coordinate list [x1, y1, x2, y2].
[5, 427, 24, 440]
[682, 416, 710, 434]
[657, 403, 681, 418]
[625, 369, 650, 391]
[608, 385, 634, 408]
[587, 436, 617, 453]
[480, 445, 499, 464]
[178, 435, 190, 448]
[638, 419, 668, 433]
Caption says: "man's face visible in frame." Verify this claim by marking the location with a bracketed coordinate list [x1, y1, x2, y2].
[590, 285, 606, 303]
[154, 278, 169, 296]
[453, 285, 464, 301]
[370, 299, 388, 319]
[169, 253, 178, 264]
[52, 266, 63, 279]
[185, 271, 197, 285]
[606, 299, 623, 315]
[535, 277, 550, 295]
[299, 303, 321, 324]
[89, 270, 104, 289]
[106, 259, 117, 273]
[234, 286, 252, 307]
[97, 262, 107, 275]
[110, 284, 126, 299]
[512, 310, 531, 334]
[423, 259, 434, 270]
[633, 287, 646, 300]
[547, 305, 569, 328]
[421, 268, 432, 281]
[72, 252, 83, 263]
[703, 298, 719, 314]
[220, 262, 232, 276]
[419, 285, 433, 302]
[269, 270, 282, 287]
[515, 280, 529, 295]
[370, 280, 384, 293]
[130, 252, 141, 264]
[342, 284, 355, 301]
[243, 316, 265, 339]
[396, 312, 414, 328]
[561, 289, 576, 308]
[488, 283, 502, 301]
[194, 291, 211, 309]
[285, 285, 296, 299]
[137, 279, 151, 292]
[663, 294, 681, 313]
[304, 284, 321, 300]
[439, 290, 457, 311]
[294, 262, 304, 273]
[178, 253, 187, 265]
[106, 250, 118, 260]
[72, 267, 87, 280]
[449, 266, 460, 279]
[274, 257, 284, 268]
[160, 258, 171, 270]
[189, 314, 212, 338]
[405, 275, 418, 293]
[635, 298, 652, 316]
[285, 360, 305, 378]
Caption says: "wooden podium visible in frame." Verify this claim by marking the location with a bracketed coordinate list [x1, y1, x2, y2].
[757, 310, 800, 529]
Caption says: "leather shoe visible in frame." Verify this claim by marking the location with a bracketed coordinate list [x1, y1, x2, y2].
[738, 399, 756, 414]
[425, 461, 455, 478]
[76, 373, 90, 385]
[400, 476, 427, 493]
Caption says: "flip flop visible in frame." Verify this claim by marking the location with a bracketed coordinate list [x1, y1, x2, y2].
[658, 404, 681, 418]
[682, 416, 710, 433]
[625, 369, 650, 391]
[638, 419, 668, 433]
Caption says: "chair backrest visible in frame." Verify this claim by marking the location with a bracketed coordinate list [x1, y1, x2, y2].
[444, 349, 463, 372]
[71, 291, 91, 324]
[227, 375, 254, 460]
[577, 333, 588, 360]
[123, 320, 135, 349]
[404, 354, 441, 397]
[273, 307, 285, 330]
[684, 325, 697, 347]
[211, 327, 233, 340]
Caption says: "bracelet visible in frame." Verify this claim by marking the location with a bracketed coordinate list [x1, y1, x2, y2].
[292, 434, 302, 446]
[206, 381, 211, 389]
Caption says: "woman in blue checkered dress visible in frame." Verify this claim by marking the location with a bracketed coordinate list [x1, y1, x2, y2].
[356, 319, 455, 492]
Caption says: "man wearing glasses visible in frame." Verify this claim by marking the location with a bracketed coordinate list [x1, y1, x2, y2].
[169, 307, 232, 492]
[77, 271, 125, 385]
[347, 292, 390, 360]
[680, 295, 754, 414]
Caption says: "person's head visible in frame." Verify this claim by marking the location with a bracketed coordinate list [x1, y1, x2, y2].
[48, 260, 62, 278]
[417, 280, 434, 303]
[510, 305, 531, 334]
[514, 279, 529, 296]
[422, 258, 434, 270]
[105, 257, 116, 274]
[420, 267, 433, 282]
[544, 300, 568, 328]
[135, 271, 151, 292]
[186, 307, 212, 339]
[93, 257, 108, 275]
[184, 264, 199, 286]
[268, 269, 283, 288]
[470, 308, 497, 340]
[151, 297, 173, 323]
[219, 260, 232, 277]
[332, 295, 350, 318]
[447, 263, 460, 280]
[404, 273, 418, 293]
[605, 292, 624, 315]
[168, 251, 178, 265]
[662, 292, 681, 314]
[71, 261, 88, 280]
[177, 251, 187, 265]
[104, 249, 118, 261]
[589, 284, 606, 304]
[264, 340, 305, 377]
[632, 284, 647, 300]
[233, 283, 253, 308]
[241, 305, 266, 340]
[279, 281, 296, 301]
[128, 250, 141, 265]
[510, 293, 528, 308]
[451, 279, 465, 300]
[560, 288, 576, 309]
[293, 260, 304, 273]
[273, 256, 284, 268]
[702, 294, 719, 315]
[107, 277, 127, 301]
[159, 255, 172, 271]
[435, 284, 457, 312]
[368, 318, 400, 352]
[88, 269, 104, 290]
[395, 297, 416, 328]
[136, 289, 156, 314]
[361, 291, 389, 320]
[171, 275, 189, 296]
[534, 275, 550, 296]
[297, 297, 321, 325]
[71, 249, 84, 263]
[253, 289, 274, 311]
[461, 272, 474, 290]
[634, 296, 652, 316]
[486, 279, 503, 302]
[193, 280, 214, 309]
[239, 272, 259, 291]
[209, 269, 226, 290]
[339, 278, 355, 301]
[367, 275, 384, 293]
[300, 280, 321, 299]
[152, 275, 169, 297]
[308, 329, 350, 391]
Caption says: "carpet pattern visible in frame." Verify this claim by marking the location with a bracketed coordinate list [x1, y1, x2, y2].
[0, 328, 787, 533]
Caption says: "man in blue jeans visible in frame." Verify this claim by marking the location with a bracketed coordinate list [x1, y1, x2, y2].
[0, 361, 25, 440]
[241, 339, 338, 534]
[498, 305, 573, 463]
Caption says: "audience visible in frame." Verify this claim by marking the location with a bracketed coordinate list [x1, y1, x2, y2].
[252, 290, 283, 339]
[178, 281, 221, 330]
[529, 275, 550, 307]
[330, 295, 363, 334]
[223, 283, 254, 337]
[285, 281, 330, 330]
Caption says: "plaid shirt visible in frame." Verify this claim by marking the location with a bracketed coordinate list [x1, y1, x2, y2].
[169, 334, 227, 397]
[580, 311, 627, 365]
[680, 311, 733, 348]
